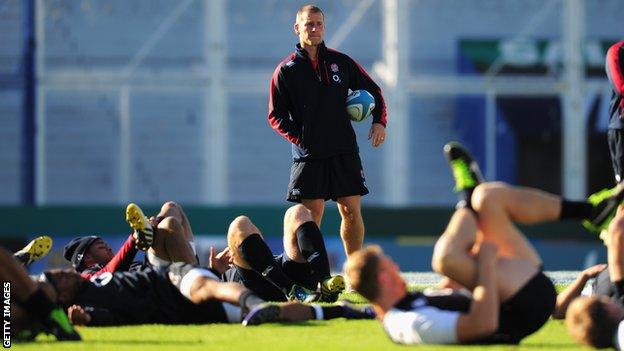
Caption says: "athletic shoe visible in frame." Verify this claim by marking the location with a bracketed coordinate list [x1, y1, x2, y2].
[242, 303, 281, 326]
[583, 184, 624, 233]
[338, 301, 376, 320]
[125, 203, 154, 250]
[41, 307, 82, 341]
[14, 235, 53, 267]
[444, 141, 484, 192]
[288, 284, 320, 303]
[320, 275, 345, 302]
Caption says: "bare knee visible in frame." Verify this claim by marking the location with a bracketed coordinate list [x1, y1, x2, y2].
[157, 217, 183, 236]
[284, 205, 313, 231]
[338, 202, 361, 223]
[160, 201, 182, 218]
[161, 201, 180, 212]
[472, 182, 509, 213]
[227, 216, 260, 248]
[431, 237, 452, 275]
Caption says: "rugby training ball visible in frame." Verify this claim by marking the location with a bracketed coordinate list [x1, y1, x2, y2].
[346, 89, 375, 122]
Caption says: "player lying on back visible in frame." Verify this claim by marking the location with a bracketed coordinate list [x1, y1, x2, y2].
[214, 204, 346, 303]
[345, 141, 623, 345]
[63, 201, 198, 279]
[41, 261, 370, 327]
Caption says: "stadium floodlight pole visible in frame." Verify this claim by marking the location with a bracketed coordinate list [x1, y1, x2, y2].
[378, 0, 410, 206]
[21, 0, 36, 205]
[562, 0, 586, 200]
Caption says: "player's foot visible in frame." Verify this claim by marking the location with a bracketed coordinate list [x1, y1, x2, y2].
[41, 307, 82, 341]
[14, 235, 53, 267]
[125, 203, 154, 250]
[583, 184, 624, 233]
[444, 141, 484, 209]
[338, 301, 376, 319]
[319, 275, 345, 302]
[288, 284, 320, 303]
[242, 303, 282, 326]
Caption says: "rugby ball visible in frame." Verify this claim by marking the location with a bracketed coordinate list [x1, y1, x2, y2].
[346, 89, 375, 122]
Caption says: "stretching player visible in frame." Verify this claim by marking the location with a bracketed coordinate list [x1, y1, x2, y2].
[41, 261, 368, 327]
[0, 247, 81, 341]
[219, 204, 345, 303]
[63, 201, 198, 279]
[345, 142, 622, 345]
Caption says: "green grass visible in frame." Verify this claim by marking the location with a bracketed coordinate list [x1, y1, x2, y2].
[11, 318, 586, 351]
[9, 285, 585, 350]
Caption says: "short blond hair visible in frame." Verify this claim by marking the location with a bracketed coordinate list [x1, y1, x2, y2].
[344, 245, 382, 302]
[566, 296, 619, 348]
[296, 4, 324, 23]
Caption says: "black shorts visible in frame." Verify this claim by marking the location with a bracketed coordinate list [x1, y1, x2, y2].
[224, 254, 316, 302]
[477, 272, 556, 344]
[609, 129, 624, 182]
[287, 153, 369, 202]
[591, 268, 616, 298]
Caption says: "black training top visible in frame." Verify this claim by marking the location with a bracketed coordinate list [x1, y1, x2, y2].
[268, 42, 387, 161]
[73, 267, 228, 325]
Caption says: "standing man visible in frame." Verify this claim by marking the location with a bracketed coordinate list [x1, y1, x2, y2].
[606, 40, 624, 183]
[268, 4, 387, 257]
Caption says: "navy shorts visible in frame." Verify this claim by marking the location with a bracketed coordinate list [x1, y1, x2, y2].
[287, 153, 369, 202]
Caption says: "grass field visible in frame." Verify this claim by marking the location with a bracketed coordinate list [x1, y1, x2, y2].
[10, 281, 588, 350]
[12, 319, 583, 351]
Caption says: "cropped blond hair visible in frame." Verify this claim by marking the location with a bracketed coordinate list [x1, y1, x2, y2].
[344, 245, 382, 302]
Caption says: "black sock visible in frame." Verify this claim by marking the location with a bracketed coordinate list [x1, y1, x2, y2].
[20, 288, 56, 321]
[239, 234, 295, 291]
[456, 187, 476, 212]
[239, 290, 265, 311]
[309, 305, 343, 320]
[295, 221, 331, 282]
[559, 200, 593, 220]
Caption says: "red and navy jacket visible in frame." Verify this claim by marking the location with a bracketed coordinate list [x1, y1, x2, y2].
[606, 41, 624, 130]
[268, 42, 387, 160]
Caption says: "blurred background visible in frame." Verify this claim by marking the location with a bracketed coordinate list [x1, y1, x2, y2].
[1, 0, 620, 272]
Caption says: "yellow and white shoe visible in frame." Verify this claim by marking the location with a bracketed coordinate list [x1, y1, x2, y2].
[14, 235, 53, 266]
[125, 203, 154, 250]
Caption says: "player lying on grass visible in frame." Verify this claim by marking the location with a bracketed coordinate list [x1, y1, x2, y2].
[565, 206, 624, 349]
[0, 247, 81, 341]
[40, 261, 370, 327]
[345, 141, 623, 345]
[63, 201, 198, 279]
[214, 204, 345, 303]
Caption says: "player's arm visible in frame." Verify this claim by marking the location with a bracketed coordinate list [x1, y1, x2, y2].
[347, 57, 387, 127]
[456, 242, 499, 343]
[606, 42, 624, 95]
[268, 66, 301, 145]
[552, 263, 607, 319]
